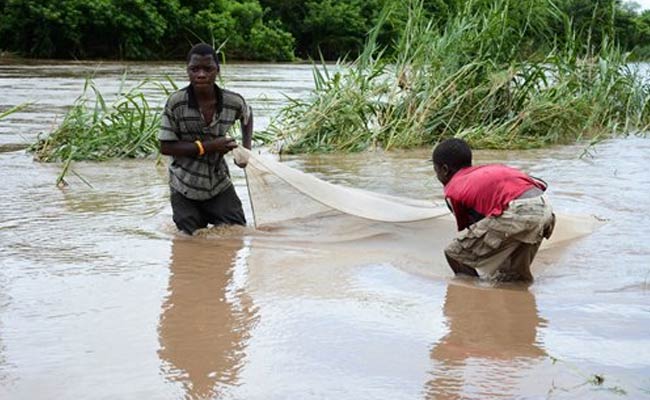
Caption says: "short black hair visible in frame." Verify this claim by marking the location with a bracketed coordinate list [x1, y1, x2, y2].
[187, 43, 220, 66]
[432, 138, 472, 170]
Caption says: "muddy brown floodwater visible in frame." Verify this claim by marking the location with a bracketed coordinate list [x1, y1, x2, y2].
[0, 60, 649, 400]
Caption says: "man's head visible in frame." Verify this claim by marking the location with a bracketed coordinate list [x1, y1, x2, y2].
[432, 138, 472, 185]
[186, 43, 220, 88]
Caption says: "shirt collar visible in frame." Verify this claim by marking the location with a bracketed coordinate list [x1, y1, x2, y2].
[186, 83, 224, 115]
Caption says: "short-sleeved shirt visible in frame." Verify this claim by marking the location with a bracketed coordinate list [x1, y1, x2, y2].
[444, 164, 546, 231]
[159, 84, 251, 200]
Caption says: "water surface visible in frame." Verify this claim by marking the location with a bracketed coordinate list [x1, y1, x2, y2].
[0, 59, 649, 399]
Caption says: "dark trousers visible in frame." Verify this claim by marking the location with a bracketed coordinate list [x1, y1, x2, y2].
[170, 185, 246, 234]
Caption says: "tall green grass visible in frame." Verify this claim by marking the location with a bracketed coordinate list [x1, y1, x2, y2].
[266, 0, 650, 153]
[30, 75, 176, 162]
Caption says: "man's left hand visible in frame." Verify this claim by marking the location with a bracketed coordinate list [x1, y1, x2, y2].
[233, 146, 249, 168]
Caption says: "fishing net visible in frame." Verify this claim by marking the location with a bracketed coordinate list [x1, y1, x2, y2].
[233, 147, 601, 251]
[234, 148, 447, 227]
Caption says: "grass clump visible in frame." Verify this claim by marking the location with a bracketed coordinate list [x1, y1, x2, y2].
[30, 75, 176, 162]
[266, 0, 650, 153]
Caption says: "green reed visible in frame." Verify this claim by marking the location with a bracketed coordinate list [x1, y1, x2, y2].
[266, 0, 650, 153]
[30, 75, 177, 162]
[0, 102, 31, 120]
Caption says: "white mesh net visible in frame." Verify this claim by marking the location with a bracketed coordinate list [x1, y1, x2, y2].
[235, 147, 449, 227]
[233, 147, 602, 253]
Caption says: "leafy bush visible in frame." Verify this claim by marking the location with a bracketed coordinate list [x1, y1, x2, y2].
[188, 2, 295, 61]
[248, 20, 295, 61]
[0, 0, 168, 59]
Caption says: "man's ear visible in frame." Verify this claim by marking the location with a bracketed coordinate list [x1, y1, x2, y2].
[441, 164, 450, 178]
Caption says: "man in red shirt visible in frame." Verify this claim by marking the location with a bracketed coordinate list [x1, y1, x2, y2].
[432, 138, 555, 282]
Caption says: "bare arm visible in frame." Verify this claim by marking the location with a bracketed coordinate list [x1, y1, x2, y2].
[232, 107, 253, 168]
[159, 136, 238, 157]
[241, 107, 253, 150]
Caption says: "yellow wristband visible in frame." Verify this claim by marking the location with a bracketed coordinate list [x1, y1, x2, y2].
[195, 140, 205, 156]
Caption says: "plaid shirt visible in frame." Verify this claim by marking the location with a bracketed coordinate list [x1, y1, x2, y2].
[159, 84, 251, 200]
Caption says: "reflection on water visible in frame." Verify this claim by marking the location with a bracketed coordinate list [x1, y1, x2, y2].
[426, 283, 546, 399]
[158, 235, 256, 399]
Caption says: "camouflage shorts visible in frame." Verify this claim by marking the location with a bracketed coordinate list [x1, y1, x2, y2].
[445, 195, 555, 281]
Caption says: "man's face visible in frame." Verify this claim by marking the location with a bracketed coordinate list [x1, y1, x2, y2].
[434, 162, 450, 186]
[187, 54, 219, 88]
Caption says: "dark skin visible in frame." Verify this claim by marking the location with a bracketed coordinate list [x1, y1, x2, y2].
[434, 161, 480, 278]
[160, 54, 253, 166]
[433, 161, 456, 186]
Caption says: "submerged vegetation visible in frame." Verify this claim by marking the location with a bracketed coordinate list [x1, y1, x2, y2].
[30, 77, 176, 162]
[267, 0, 650, 152]
[28, 77, 178, 186]
[547, 356, 628, 396]
[0, 102, 30, 120]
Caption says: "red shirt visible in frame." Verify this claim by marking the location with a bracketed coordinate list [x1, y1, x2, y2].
[444, 164, 545, 231]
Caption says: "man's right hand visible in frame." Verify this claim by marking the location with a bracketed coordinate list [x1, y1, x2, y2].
[543, 212, 556, 239]
[205, 137, 238, 154]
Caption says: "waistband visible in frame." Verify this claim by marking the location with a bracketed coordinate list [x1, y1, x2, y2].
[518, 186, 544, 199]
[509, 193, 548, 207]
